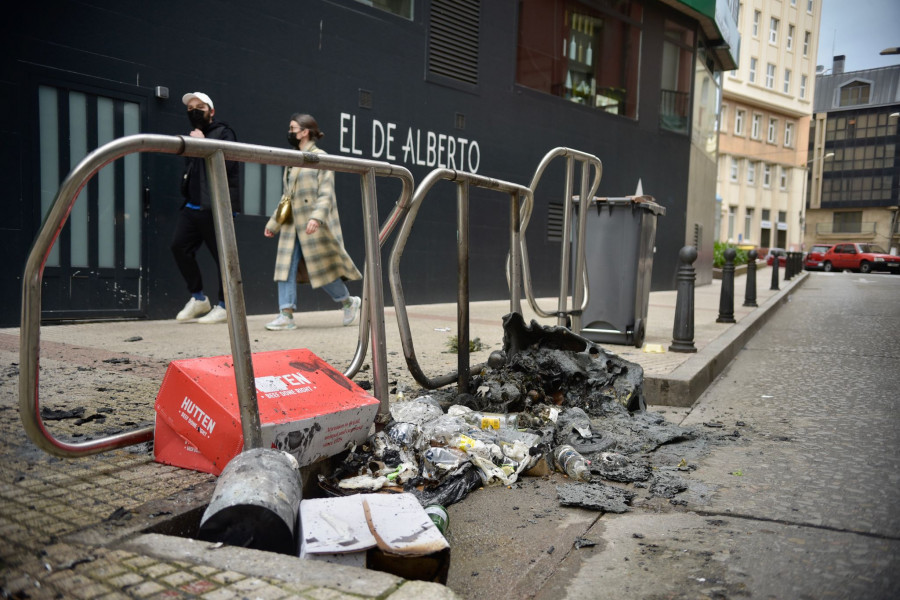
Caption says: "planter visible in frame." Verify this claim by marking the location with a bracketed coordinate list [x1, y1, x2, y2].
[712, 262, 751, 280]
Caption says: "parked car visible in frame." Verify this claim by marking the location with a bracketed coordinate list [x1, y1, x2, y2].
[803, 244, 834, 270]
[764, 247, 787, 267]
[821, 242, 900, 273]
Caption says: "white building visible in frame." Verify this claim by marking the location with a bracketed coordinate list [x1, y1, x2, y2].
[716, 0, 822, 252]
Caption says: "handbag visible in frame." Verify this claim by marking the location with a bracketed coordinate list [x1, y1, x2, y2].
[274, 194, 293, 225]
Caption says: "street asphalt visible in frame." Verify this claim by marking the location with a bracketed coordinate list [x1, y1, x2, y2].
[5, 265, 882, 600]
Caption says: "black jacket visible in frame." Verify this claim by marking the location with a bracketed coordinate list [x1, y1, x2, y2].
[181, 120, 241, 212]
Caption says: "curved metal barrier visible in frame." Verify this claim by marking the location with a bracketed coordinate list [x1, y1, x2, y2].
[20, 134, 414, 458]
[388, 168, 533, 393]
[519, 147, 603, 332]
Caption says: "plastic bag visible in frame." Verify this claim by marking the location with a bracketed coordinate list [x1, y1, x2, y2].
[390, 395, 444, 425]
[407, 463, 483, 507]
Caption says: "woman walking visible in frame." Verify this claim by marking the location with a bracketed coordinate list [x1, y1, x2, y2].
[263, 113, 361, 330]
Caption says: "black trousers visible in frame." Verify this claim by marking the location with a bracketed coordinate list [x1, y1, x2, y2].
[170, 208, 224, 304]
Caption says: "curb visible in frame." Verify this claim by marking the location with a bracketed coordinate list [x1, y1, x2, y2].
[643, 271, 809, 407]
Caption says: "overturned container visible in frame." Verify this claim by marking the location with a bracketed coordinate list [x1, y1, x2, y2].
[576, 195, 665, 347]
[198, 448, 302, 554]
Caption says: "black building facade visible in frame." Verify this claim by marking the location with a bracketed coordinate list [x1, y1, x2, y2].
[1, 0, 736, 326]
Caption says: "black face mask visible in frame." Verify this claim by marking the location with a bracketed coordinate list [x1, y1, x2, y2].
[188, 109, 208, 129]
[287, 132, 301, 149]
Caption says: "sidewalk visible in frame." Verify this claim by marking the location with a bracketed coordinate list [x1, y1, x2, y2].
[0, 265, 807, 599]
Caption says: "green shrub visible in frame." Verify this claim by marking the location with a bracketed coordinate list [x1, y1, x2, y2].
[714, 241, 749, 268]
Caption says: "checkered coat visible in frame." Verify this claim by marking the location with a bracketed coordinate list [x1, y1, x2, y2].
[265, 145, 362, 288]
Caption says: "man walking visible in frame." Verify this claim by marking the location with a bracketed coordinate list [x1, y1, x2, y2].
[171, 91, 241, 323]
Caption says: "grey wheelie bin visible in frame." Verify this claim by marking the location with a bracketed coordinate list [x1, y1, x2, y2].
[577, 195, 665, 348]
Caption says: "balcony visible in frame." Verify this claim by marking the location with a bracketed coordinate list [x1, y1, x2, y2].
[659, 89, 689, 133]
[815, 222, 877, 239]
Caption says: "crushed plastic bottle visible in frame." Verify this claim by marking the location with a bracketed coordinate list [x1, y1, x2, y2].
[553, 444, 592, 482]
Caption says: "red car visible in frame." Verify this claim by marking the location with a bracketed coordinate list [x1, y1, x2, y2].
[821, 243, 900, 273]
[764, 248, 787, 267]
[803, 244, 834, 270]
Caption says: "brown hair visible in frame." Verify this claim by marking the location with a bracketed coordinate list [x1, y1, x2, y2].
[290, 113, 324, 140]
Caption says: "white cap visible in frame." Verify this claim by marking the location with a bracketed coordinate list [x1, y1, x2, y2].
[182, 91, 214, 110]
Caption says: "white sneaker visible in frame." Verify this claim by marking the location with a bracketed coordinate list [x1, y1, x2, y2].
[266, 312, 298, 331]
[197, 304, 227, 324]
[342, 296, 361, 326]
[176, 297, 211, 321]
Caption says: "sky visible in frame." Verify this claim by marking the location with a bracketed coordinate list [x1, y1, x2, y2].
[816, 0, 900, 73]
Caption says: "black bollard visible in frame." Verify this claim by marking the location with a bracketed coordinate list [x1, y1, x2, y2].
[795, 251, 803, 274]
[770, 250, 780, 290]
[669, 246, 698, 353]
[743, 249, 758, 307]
[717, 248, 737, 323]
[784, 251, 794, 280]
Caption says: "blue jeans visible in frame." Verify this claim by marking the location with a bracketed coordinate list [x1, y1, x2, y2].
[278, 242, 349, 310]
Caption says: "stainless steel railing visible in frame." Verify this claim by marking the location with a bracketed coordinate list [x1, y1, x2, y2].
[520, 148, 602, 332]
[387, 168, 533, 394]
[20, 134, 413, 457]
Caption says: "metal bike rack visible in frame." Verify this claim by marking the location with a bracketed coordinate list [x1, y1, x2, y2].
[20, 134, 413, 458]
[518, 147, 603, 332]
[388, 168, 533, 394]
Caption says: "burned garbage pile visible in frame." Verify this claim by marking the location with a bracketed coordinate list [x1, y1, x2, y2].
[461, 313, 645, 415]
[322, 314, 698, 510]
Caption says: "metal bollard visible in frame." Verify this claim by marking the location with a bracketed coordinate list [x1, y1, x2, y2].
[716, 248, 736, 323]
[770, 250, 780, 290]
[669, 246, 698, 353]
[795, 251, 803, 274]
[784, 251, 794, 280]
[743, 249, 758, 307]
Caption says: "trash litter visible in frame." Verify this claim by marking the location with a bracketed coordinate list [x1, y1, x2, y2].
[552, 444, 592, 482]
[320, 314, 701, 516]
[299, 493, 450, 582]
[424, 504, 449, 535]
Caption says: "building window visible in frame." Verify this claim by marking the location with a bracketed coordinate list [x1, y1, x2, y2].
[783, 69, 791, 93]
[784, 122, 794, 147]
[778, 210, 787, 223]
[516, 0, 644, 119]
[803, 31, 811, 56]
[730, 157, 740, 181]
[727, 206, 736, 239]
[787, 25, 794, 51]
[745, 207, 754, 240]
[763, 164, 772, 187]
[839, 81, 871, 106]
[719, 105, 728, 132]
[766, 63, 775, 89]
[769, 18, 779, 44]
[768, 118, 778, 143]
[779, 167, 788, 190]
[800, 74, 808, 98]
[751, 114, 762, 139]
[735, 109, 745, 135]
[833, 212, 862, 233]
[749, 57, 757, 83]
[660, 19, 695, 133]
[752, 10, 760, 37]
[747, 161, 756, 184]
[807, 0, 814, 14]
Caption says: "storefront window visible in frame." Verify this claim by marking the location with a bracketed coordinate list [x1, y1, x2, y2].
[516, 0, 643, 119]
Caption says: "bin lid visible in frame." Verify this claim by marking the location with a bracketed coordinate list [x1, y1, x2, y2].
[572, 195, 666, 216]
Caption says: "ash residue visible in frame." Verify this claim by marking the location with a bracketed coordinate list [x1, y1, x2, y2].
[324, 314, 722, 511]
